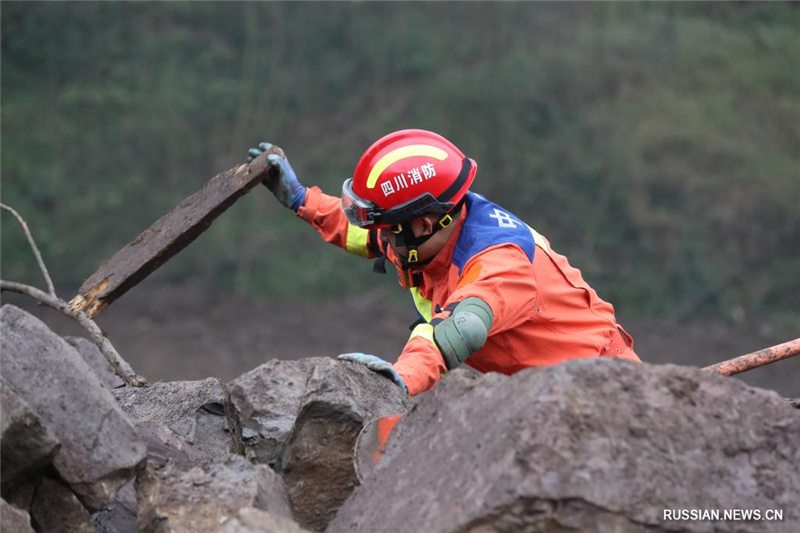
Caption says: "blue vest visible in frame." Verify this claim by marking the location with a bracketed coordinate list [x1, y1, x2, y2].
[452, 193, 536, 275]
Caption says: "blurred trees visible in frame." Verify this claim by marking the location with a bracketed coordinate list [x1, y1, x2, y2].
[2, 2, 798, 333]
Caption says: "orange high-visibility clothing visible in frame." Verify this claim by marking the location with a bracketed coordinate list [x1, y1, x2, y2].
[297, 187, 640, 396]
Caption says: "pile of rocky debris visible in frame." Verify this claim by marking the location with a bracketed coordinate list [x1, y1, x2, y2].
[2, 303, 798, 532]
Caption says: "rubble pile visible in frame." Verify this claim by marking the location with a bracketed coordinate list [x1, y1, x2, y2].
[0, 305, 410, 532]
[2, 303, 798, 532]
[329, 361, 800, 533]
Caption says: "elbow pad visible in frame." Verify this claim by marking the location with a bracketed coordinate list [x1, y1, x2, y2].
[433, 297, 494, 370]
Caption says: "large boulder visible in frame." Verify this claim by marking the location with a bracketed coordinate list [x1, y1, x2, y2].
[113, 378, 244, 458]
[64, 336, 127, 389]
[0, 378, 60, 488]
[0, 305, 146, 511]
[230, 357, 413, 531]
[1, 497, 35, 533]
[328, 360, 800, 533]
[136, 454, 293, 532]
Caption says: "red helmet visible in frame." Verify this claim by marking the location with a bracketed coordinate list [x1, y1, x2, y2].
[342, 129, 477, 228]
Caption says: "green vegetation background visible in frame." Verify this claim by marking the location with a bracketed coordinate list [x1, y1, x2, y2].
[2, 3, 798, 334]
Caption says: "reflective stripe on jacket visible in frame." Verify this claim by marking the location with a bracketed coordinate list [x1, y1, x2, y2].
[297, 187, 640, 396]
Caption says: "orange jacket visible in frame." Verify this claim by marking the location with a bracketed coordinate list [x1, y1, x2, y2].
[297, 187, 640, 396]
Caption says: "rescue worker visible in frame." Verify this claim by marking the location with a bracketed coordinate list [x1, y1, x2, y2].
[248, 129, 640, 396]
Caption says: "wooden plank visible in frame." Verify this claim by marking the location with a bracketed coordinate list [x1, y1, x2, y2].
[70, 147, 282, 318]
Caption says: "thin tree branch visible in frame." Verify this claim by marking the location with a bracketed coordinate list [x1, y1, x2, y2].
[1, 202, 56, 296]
[2, 203, 146, 387]
[1, 280, 148, 388]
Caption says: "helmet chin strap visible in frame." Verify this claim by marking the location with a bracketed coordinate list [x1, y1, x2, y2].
[390, 208, 459, 288]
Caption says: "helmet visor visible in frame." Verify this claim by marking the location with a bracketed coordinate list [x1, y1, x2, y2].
[342, 179, 379, 227]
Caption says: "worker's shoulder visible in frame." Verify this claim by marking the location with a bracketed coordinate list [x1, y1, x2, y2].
[453, 193, 535, 272]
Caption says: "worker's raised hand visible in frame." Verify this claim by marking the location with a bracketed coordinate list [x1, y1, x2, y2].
[247, 142, 306, 212]
[338, 353, 409, 394]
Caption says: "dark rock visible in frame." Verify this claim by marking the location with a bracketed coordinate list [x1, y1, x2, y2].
[0, 305, 146, 511]
[113, 378, 244, 458]
[229, 359, 317, 468]
[1, 497, 35, 533]
[136, 454, 293, 532]
[64, 336, 127, 389]
[328, 361, 800, 533]
[30, 477, 94, 533]
[219, 508, 311, 533]
[1, 477, 37, 512]
[0, 378, 60, 488]
[91, 481, 136, 533]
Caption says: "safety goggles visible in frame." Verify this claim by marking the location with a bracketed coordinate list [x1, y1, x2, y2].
[342, 178, 456, 228]
[342, 179, 381, 227]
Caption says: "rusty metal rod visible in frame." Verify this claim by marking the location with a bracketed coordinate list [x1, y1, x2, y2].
[701, 338, 800, 376]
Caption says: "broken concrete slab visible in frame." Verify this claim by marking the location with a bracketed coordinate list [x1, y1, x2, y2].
[328, 361, 800, 533]
[0, 305, 147, 511]
[0, 378, 60, 488]
[136, 454, 293, 533]
[1, 497, 35, 533]
[219, 508, 311, 533]
[113, 378, 243, 458]
[64, 336, 127, 389]
[30, 477, 94, 533]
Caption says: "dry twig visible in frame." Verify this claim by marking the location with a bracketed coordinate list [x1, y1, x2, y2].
[1, 203, 56, 296]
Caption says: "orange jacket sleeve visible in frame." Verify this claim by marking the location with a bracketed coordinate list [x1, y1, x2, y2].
[394, 243, 538, 395]
[295, 186, 386, 258]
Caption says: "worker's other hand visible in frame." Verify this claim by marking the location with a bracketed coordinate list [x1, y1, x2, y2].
[338, 353, 408, 394]
[248, 142, 306, 212]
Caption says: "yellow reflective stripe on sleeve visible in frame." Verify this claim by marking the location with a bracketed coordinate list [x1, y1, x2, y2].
[408, 323, 438, 349]
[345, 225, 371, 257]
[409, 287, 433, 322]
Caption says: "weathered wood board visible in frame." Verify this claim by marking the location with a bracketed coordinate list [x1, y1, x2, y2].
[70, 148, 281, 318]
